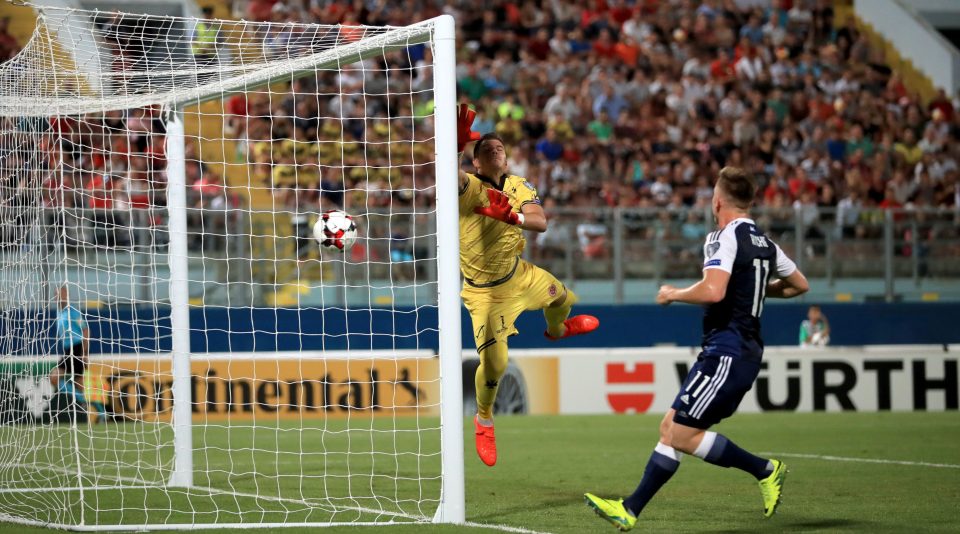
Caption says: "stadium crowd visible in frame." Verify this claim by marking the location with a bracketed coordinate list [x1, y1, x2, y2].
[0, 10, 246, 251]
[3, 0, 959, 265]
[444, 0, 960, 220]
[226, 0, 960, 266]
[227, 0, 960, 210]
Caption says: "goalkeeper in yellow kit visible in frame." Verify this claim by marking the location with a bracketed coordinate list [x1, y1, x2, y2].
[456, 105, 599, 466]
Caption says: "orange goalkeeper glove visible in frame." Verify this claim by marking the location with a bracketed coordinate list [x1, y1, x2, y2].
[474, 188, 522, 225]
[457, 103, 482, 154]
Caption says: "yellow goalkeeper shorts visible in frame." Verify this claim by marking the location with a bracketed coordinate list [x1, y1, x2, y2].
[461, 259, 565, 352]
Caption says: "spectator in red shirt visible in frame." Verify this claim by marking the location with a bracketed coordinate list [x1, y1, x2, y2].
[248, 0, 278, 21]
[879, 185, 906, 222]
[225, 94, 249, 137]
[0, 17, 18, 60]
[764, 173, 789, 204]
[592, 28, 617, 60]
[928, 88, 954, 123]
[788, 167, 818, 200]
[613, 34, 640, 66]
[527, 28, 550, 61]
[809, 95, 837, 123]
[85, 173, 124, 246]
[192, 169, 224, 200]
[503, 2, 522, 27]
[580, 1, 609, 31]
[607, 0, 634, 27]
[709, 49, 734, 82]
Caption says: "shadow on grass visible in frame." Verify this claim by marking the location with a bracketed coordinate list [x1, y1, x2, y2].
[468, 494, 579, 524]
[707, 517, 874, 533]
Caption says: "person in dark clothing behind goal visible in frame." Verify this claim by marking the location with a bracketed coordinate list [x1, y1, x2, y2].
[584, 166, 810, 531]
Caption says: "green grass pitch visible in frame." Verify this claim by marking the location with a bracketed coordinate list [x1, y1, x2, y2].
[1, 412, 958, 533]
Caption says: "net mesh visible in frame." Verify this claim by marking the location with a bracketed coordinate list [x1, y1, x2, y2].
[0, 4, 445, 529]
[0, 6, 431, 115]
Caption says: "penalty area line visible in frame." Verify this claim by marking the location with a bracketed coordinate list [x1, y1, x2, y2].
[761, 452, 960, 469]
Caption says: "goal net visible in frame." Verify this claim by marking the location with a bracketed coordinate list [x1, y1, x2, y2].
[0, 4, 462, 530]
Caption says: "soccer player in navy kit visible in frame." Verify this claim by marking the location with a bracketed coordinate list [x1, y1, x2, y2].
[585, 167, 810, 531]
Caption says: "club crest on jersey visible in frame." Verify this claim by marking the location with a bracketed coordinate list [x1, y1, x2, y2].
[548, 284, 557, 297]
[706, 241, 720, 258]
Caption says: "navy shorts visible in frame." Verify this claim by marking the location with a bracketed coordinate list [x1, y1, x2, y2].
[672, 352, 760, 429]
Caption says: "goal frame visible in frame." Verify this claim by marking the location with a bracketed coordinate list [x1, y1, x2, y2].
[166, 13, 465, 528]
[0, 12, 464, 530]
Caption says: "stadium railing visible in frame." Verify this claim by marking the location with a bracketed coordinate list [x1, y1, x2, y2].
[528, 206, 960, 303]
[5, 205, 958, 306]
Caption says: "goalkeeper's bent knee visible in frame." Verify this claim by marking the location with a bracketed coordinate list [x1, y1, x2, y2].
[545, 287, 577, 335]
[549, 287, 578, 309]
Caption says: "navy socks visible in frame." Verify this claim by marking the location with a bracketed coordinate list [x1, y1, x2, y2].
[623, 443, 682, 515]
[696, 432, 772, 480]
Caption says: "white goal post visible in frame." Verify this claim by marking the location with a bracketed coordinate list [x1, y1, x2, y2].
[0, 4, 462, 530]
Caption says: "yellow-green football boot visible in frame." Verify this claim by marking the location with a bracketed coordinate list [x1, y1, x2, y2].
[758, 459, 788, 517]
[584, 493, 637, 531]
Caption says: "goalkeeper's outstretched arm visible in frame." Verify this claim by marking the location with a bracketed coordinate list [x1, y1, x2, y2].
[457, 103, 481, 193]
[455, 103, 546, 232]
[519, 203, 546, 232]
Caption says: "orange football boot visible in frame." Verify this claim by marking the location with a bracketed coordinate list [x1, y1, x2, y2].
[544, 314, 600, 341]
[474, 415, 497, 466]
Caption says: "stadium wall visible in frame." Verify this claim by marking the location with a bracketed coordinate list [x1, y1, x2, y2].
[506, 345, 959, 414]
[1, 346, 955, 424]
[3, 303, 960, 356]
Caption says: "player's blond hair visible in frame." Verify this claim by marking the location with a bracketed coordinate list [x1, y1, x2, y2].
[717, 166, 756, 210]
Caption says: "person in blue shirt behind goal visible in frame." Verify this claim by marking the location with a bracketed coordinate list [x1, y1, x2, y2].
[584, 166, 810, 531]
[50, 285, 89, 405]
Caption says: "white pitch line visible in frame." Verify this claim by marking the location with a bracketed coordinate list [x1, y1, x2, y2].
[4, 463, 555, 533]
[761, 452, 960, 469]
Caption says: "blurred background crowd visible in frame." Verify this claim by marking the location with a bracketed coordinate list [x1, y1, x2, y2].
[2, 0, 958, 280]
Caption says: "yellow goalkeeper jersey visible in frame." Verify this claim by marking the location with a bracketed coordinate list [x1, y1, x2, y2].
[458, 172, 540, 287]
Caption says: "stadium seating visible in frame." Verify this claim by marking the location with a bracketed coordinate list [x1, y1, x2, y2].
[2, 0, 957, 302]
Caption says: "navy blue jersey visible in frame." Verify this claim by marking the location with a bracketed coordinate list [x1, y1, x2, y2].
[700, 218, 796, 363]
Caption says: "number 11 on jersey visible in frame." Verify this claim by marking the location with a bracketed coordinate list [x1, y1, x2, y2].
[751, 258, 770, 317]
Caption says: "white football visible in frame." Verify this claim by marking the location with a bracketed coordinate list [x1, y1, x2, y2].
[313, 210, 358, 251]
